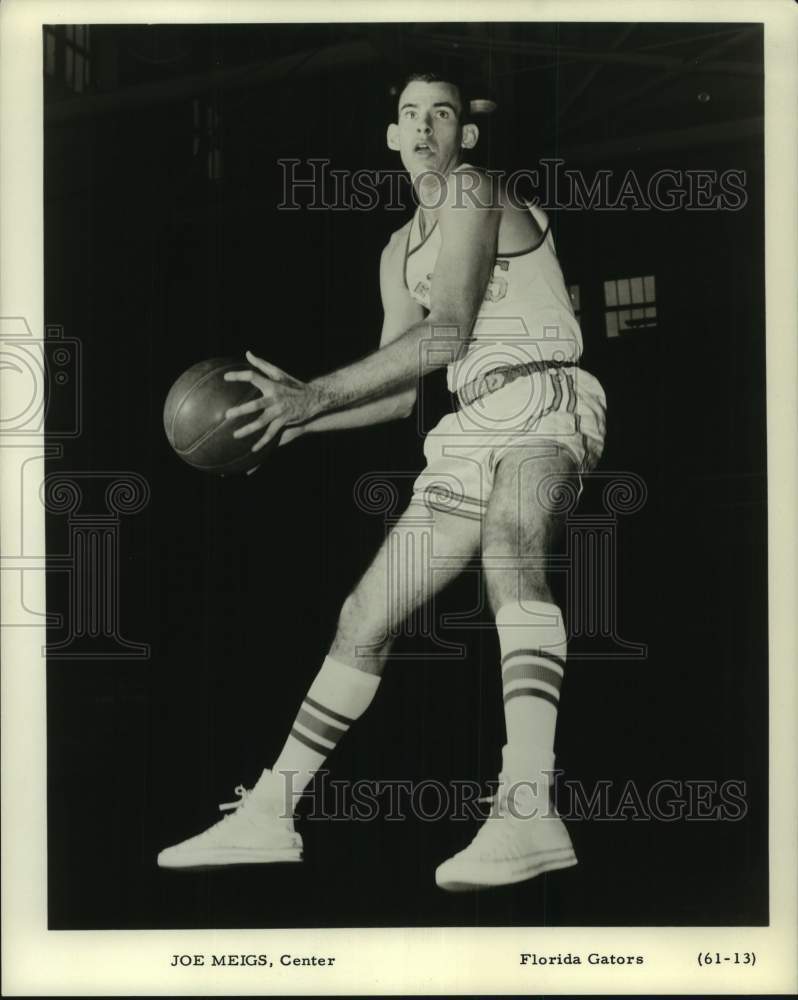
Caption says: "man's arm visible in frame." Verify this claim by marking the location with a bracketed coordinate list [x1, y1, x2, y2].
[277, 230, 424, 441]
[228, 170, 501, 452]
[310, 170, 500, 409]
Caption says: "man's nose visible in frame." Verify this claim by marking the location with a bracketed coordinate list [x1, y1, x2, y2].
[416, 118, 432, 134]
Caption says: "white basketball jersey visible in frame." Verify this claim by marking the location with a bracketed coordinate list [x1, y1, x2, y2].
[403, 185, 583, 393]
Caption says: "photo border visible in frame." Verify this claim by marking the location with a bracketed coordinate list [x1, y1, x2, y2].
[1, 0, 796, 994]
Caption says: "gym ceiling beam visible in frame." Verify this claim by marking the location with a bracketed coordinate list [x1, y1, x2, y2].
[45, 39, 378, 124]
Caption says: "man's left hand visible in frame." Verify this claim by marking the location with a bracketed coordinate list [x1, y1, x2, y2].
[224, 350, 319, 452]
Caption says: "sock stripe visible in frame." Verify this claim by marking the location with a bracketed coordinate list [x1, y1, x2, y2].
[304, 694, 355, 727]
[274, 657, 382, 801]
[301, 700, 349, 732]
[503, 687, 560, 710]
[501, 647, 566, 672]
[503, 678, 561, 704]
[289, 726, 332, 757]
[502, 662, 563, 691]
[296, 708, 347, 745]
[293, 719, 336, 750]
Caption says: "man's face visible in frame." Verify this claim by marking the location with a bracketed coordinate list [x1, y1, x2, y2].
[389, 80, 472, 178]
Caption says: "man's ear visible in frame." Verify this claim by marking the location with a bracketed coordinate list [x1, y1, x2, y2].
[461, 123, 479, 150]
[386, 123, 401, 151]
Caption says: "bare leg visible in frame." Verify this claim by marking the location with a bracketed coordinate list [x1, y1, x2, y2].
[481, 443, 577, 778]
[331, 500, 481, 674]
[434, 446, 581, 891]
[158, 500, 481, 870]
[482, 446, 576, 610]
[266, 498, 481, 803]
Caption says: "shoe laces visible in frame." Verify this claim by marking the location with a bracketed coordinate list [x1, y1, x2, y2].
[217, 783, 294, 835]
[216, 783, 300, 849]
[216, 784, 266, 828]
[464, 782, 549, 859]
[476, 776, 517, 814]
[464, 810, 527, 859]
[218, 784, 250, 813]
[479, 773, 550, 811]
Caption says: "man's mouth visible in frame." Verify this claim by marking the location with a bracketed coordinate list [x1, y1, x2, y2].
[414, 142, 435, 154]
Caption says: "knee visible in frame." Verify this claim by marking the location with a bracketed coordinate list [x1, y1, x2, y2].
[481, 540, 550, 613]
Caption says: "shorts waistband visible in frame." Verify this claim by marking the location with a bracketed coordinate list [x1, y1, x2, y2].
[454, 359, 578, 410]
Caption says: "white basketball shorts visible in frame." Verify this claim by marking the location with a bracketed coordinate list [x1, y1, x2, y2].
[410, 365, 607, 522]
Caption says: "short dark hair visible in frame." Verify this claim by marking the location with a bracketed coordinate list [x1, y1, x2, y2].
[398, 71, 472, 123]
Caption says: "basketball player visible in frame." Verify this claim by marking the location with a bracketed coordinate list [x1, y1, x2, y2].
[158, 73, 607, 890]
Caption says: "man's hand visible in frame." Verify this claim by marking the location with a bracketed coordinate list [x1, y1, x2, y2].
[227, 170, 499, 446]
[305, 169, 500, 412]
[224, 350, 320, 453]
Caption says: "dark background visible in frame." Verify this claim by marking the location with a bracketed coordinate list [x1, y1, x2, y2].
[44, 22, 767, 928]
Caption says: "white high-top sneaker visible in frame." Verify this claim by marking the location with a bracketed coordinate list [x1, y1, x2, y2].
[157, 769, 303, 869]
[435, 747, 577, 891]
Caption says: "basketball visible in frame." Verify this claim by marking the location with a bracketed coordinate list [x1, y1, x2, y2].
[163, 357, 274, 475]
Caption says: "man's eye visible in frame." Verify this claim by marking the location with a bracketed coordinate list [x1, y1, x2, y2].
[436, 110, 450, 118]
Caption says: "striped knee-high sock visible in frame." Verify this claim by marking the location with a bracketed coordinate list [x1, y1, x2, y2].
[496, 600, 567, 783]
[266, 655, 381, 805]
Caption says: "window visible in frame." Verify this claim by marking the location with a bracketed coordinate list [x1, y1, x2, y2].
[45, 26, 91, 92]
[192, 97, 223, 181]
[603, 275, 657, 338]
[65, 25, 91, 93]
[44, 26, 57, 76]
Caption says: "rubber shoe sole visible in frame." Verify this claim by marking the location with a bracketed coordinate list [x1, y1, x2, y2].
[158, 845, 302, 870]
[435, 846, 577, 892]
